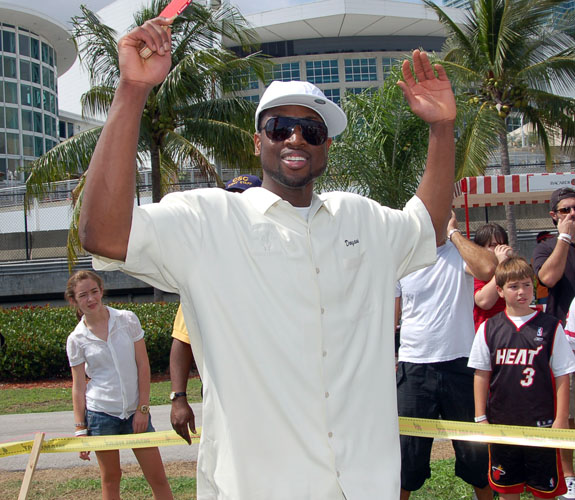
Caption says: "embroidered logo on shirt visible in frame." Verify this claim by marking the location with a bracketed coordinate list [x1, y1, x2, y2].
[345, 239, 359, 247]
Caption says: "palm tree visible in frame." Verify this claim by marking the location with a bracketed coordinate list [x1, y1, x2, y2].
[26, 0, 269, 263]
[317, 68, 430, 209]
[424, 0, 575, 248]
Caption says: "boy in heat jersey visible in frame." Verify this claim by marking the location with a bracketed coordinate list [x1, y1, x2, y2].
[469, 256, 575, 499]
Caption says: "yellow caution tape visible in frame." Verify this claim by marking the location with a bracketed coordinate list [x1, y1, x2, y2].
[3, 418, 575, 460]
[399, 417, 575, 449]
[0, 430, 200, 458]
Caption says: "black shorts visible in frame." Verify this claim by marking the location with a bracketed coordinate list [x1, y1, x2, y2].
[396, 359, 489, 492]
[489, 443, 566, 498]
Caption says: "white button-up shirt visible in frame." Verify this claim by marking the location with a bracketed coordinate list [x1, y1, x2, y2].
[66, 307, 144, 419]
[95, 187, 436, 500]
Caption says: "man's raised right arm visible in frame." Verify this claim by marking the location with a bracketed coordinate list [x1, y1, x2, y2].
[79, 18, 173, 260]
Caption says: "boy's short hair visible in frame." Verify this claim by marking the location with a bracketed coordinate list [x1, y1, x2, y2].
[495, 256, 534, 288]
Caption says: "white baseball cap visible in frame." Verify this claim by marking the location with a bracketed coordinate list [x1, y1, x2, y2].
[255, 80, 348, 138]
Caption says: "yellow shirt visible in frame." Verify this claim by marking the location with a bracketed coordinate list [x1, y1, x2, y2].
[172, 305, 190, 344]
[94, 187, 435, 500]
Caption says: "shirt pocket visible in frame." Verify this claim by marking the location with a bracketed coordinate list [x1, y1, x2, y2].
[247, 223, 293, 257]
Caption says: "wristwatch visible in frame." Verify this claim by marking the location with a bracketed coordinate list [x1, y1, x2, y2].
[138, 404, 150, 415]
[170, 391, 187, 401]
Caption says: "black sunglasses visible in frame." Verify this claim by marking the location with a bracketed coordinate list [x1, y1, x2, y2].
[556, 206, 575, 215]
[262, 116, 328, 146]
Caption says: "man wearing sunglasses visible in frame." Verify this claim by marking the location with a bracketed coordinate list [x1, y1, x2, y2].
[533, 187, 575, 498]
[79, 16, 457, 500]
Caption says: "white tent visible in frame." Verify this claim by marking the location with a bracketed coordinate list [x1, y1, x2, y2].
[453, 172, 575, 235]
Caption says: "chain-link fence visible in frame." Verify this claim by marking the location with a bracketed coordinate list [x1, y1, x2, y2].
[0, 176, 223, 262]
[2, 163, 574, 263]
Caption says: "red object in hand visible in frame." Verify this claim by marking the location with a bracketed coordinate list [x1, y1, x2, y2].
[139, 0, 193, 59]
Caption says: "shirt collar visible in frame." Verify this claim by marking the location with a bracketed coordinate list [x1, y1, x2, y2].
[243, 187, 331, 217]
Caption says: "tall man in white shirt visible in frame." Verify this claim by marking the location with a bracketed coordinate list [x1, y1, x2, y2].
[79, 16, 457, 500]
[396, 212, 497, 500]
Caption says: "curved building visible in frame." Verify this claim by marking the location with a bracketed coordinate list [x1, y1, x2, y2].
[226, 0, 464, 104]
[0, 2, 76, 183]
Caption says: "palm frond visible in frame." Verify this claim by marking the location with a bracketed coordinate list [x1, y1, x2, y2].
[455, 103, 504, 179]
[80, 86, 116, 119]
[67, 175, 86, 269]
[71, 6, 119, 89]
[25, 128, 103, 199]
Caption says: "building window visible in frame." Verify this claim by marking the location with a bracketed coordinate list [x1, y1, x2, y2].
[382, 57, 399, 78]
[2, 30, 16, 53]
[22, 109, 33, 131]
[4, 82, 18, 104]
[6, 132, 19, 155]
[507, 114, 522, 133]
[242, 94, 260, 104]
[346, 87, 377, 96]
[59, 120, 76, 139]
[34, 112, 42, 133]
[306, 60, 339, 84]
[5, 107, 18, 129]
[19, 33, 30, 57]
[230, 69, 259, 91]
[344, 58, 377, 82]
[20, 60, 31, 81]
[323, 88, 341, 105]
[22, 134, 34, 156]
[30, 38, 40, 60]
[268, 62, 300, 83]
[3, 56, 17, 79]
[34, 136, 43, 156]
[21, 84, 32, 106]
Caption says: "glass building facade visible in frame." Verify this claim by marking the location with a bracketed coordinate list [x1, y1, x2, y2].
[0, 22, 60, 183]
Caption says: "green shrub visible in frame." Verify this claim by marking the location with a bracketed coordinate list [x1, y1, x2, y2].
[0, 302, 179, 381]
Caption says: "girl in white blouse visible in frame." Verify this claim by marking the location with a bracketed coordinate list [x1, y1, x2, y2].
[65, 270, 173, 500]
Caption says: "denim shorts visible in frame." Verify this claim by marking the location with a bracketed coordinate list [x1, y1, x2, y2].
[86, 410, 155, 436]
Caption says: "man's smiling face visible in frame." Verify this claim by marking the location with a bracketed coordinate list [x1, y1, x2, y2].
[254, 105, 332, 206]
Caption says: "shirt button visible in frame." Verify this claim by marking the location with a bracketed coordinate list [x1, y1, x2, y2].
[323, 350, 327, 357]
[325, 392, 330, 398]
[336, 470, 341, 478]
[321, 307, 325, 314]
[328, 432, 333, 438]
[316, 267, 320, 274]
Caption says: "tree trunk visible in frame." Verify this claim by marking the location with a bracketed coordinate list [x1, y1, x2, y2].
[151, 142, 164, 302]
[151, 143, 162, 204]
[498, 129, 518, 250]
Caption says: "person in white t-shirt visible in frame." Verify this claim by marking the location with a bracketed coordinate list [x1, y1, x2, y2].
[396, 212, 497, 500]
[65, 270, 173, 500]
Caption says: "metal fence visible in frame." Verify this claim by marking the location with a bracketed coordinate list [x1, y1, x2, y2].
[0, 177, 222, 262]
[1, 162, 574, 263]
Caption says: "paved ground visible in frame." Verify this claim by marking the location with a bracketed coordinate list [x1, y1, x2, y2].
[0, 403, 202, 472]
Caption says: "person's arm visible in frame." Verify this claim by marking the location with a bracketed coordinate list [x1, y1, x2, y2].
[133, 338, 152, 434]
[474, 244, 512, 309]
[170, 338, 196, 444]
[71, 363, 91, 461]
[537, 215, 575, 287]
[398, 50, 457, 245]
[79, 17, 174, 260]
[446, 213, 497, 281]
[473, 369, 491, 424]
[553, 373, 570, 430]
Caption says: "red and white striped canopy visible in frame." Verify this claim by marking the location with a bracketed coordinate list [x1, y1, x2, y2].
[453, 172, 575, 209]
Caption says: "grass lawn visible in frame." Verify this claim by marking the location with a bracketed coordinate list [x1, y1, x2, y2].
[0, 378, 203, 415]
